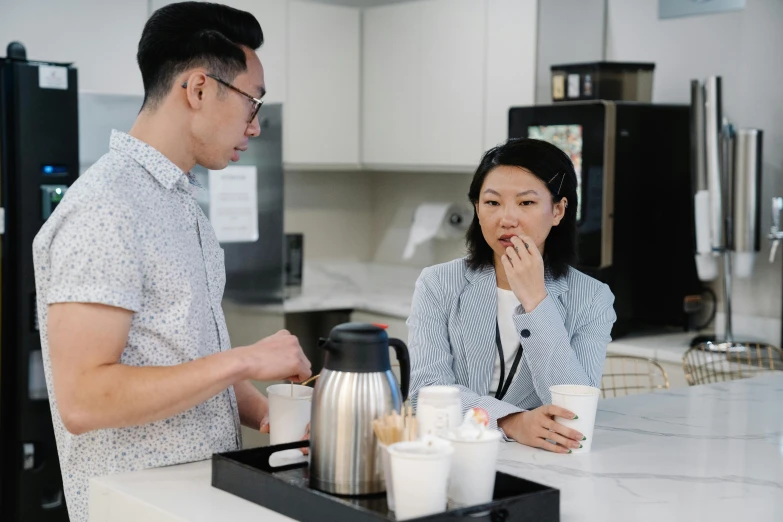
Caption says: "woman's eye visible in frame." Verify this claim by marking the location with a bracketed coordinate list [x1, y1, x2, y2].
[485, 200, 499, 206]
[520, 201, 534, 206]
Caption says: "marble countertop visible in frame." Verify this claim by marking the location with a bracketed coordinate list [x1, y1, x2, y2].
[89, 374, 783, 522]
[283, 261, 422, 318]
[606, 331, 700, 364]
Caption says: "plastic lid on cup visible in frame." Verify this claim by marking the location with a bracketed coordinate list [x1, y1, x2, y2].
[549, 385, 600, 396]
[388, 439, 454, 459]
[418, 385, 460, 407]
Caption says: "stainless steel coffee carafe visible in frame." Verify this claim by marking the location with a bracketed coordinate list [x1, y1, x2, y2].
[309, 323, 410, 496]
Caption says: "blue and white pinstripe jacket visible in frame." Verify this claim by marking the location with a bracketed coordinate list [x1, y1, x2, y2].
[407, 257, 617, 430]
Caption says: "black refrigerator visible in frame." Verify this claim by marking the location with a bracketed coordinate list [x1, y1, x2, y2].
[509, 101, 703, 338]
[0, 45, 76, 521]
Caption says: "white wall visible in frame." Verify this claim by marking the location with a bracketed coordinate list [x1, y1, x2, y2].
[535, 0, 606, 104]
[0, 0, 147, 94]
[284, 170, 374, 260]
[607, 0, 783, 342]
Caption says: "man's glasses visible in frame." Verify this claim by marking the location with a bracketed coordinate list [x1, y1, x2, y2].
[182, 73, 264, 125]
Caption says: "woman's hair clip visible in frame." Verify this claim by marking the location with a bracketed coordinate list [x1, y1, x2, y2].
[547, 172, 566, 195]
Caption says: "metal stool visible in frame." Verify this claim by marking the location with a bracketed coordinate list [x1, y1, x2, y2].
[601, 355, 670, 398]
[682, 341, 783, 386]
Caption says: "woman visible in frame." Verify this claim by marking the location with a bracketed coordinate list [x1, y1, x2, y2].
[408, 138, 616, 453]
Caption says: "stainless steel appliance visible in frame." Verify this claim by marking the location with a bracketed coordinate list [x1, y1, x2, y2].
[509, 101, 703, 338]
[80, 94, 285, 305]
[198, 104, 284, 304]
[309, 323, 410, 496]
[691, 75, 766, 349]
[0, 42, 75, 522]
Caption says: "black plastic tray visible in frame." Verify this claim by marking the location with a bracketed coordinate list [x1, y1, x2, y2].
[211, 441, 559, 522]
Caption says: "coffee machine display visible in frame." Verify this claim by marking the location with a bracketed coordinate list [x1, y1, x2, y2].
[509, 101, 703, 338]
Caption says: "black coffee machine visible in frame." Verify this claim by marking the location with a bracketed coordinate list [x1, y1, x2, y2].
[509, 101, 703, 338]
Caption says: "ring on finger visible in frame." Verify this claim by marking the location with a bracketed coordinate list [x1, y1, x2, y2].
[543, 438, 569, 452]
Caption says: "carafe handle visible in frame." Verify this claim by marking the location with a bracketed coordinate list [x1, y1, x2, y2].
[389, 338, 410, 402]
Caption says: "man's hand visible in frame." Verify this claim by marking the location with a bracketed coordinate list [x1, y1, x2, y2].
[236, 330, 312, 383]
[498, 405, 584, 454]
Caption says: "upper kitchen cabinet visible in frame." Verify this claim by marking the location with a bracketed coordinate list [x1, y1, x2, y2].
[363, 0, 485, 171]
[362, 1, 424, 168]
[484, 0, 537, 151]
[245, 0, 288, 105]
[0, 0, 148, 95]
[362, 0, 537, 172]
[418, 0, 486, 169]
[284, 1, 361, 169]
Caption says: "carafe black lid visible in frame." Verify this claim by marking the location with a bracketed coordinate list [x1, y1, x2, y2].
[321, 323, 391, 373]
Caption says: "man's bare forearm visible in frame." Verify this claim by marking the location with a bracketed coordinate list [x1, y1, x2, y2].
[234, 380, 269, 429]
[60, 349, 248, 435]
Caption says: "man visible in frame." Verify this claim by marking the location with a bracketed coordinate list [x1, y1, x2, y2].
[32, 4, 311, 521]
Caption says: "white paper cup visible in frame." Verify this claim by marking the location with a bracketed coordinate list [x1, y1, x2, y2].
[443, 429, 501, 507]
[266, 384, 313, 446]
[378, 443, 395, 511]
[549, 384, 600, 453]
[388, 439, 454, 520]
[417, 385, 462, 438]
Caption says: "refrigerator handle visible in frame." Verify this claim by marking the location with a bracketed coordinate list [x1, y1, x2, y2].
[769, 197, 783, 263]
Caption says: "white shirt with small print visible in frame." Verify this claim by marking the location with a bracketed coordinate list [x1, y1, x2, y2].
[33, 130, 241, 522]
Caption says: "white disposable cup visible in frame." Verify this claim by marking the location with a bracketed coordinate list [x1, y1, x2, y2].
[443, 429, 501, 507]
[549, 384, 600, 453]
[266, 384, 313, 445]
[378, 443, 395, 511]
[417, 385, 462, 439]
[388, 439, 454, 520]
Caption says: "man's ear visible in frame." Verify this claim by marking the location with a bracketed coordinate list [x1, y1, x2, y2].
[181, 71, 209, 108]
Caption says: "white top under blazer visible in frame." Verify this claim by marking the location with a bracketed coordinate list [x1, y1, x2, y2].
[407, 257, 617, 430]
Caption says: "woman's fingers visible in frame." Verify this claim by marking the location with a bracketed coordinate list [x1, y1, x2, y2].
[512, 232, 543, 261]
[509, 235, 531, 256]
[505, 244, 522, 263]
[546, 419, 584, 442]
[501, 251, 514, 269]
[537, 434, 571, 454]
[539, 426, 581, 449]
[544, 404, 576, 420]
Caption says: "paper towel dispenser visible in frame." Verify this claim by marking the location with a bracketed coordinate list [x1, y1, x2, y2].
[403, 202, 471, 260]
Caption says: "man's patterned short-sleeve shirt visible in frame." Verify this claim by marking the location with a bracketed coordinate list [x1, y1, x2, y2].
[33, 130, 241, 522]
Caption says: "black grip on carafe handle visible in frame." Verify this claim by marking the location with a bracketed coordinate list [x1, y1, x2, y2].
[389, 338, 410, 402]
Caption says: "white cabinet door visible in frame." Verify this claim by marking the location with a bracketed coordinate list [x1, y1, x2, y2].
[484, 0, 537, 151]
[418, 0, 486, 170]
[361, 2, 423, 167]
[0, 0, 148, 95]
[149, 0, 288, 104]
[249, 0, 288, 105]
[285, 1, 360, 168]
[363, 0, 487, 171]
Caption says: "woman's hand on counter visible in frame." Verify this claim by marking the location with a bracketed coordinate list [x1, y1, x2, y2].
[502, 234, 547, 312]
[498, 405, 584, 454]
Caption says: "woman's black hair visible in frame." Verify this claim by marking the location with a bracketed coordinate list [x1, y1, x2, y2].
[466, 138, 578, 279]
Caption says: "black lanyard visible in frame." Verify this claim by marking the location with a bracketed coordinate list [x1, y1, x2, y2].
[494, 320, 524, 401]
